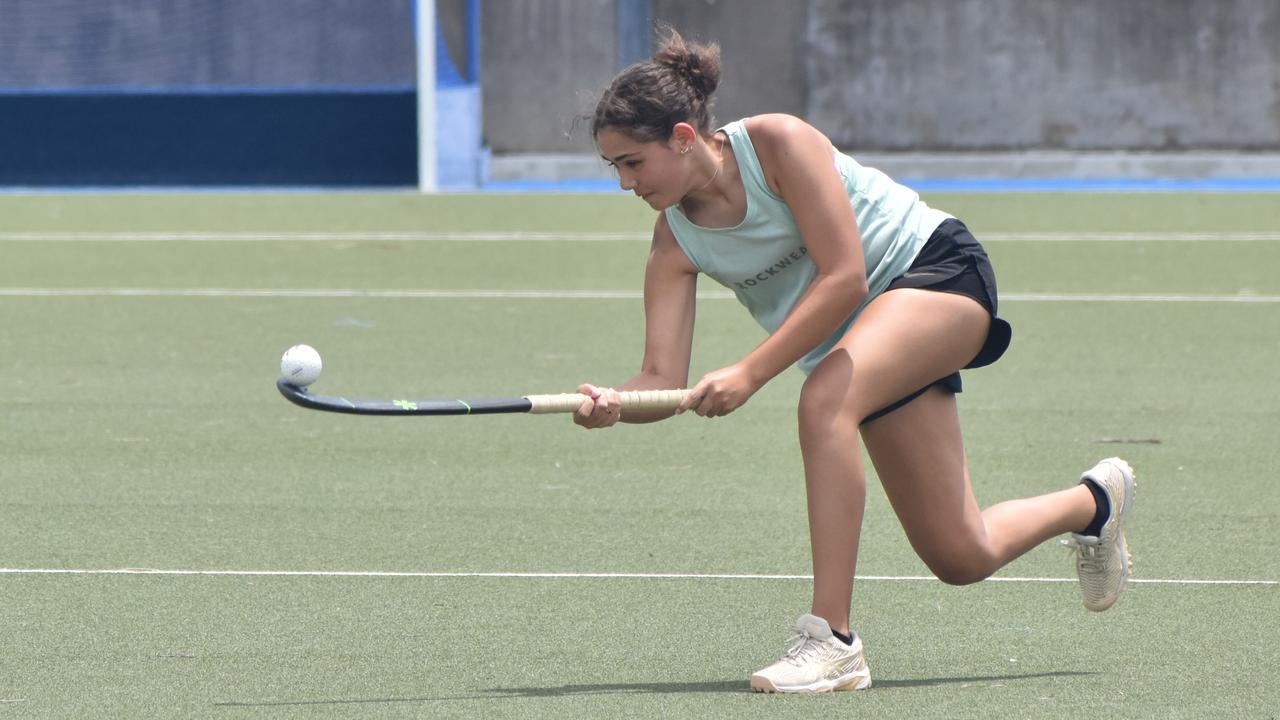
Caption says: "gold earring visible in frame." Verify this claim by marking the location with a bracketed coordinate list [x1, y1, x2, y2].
[680, 146, 691, 154]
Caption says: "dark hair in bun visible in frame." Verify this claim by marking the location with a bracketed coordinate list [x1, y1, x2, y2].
[592, 26, 721, 142]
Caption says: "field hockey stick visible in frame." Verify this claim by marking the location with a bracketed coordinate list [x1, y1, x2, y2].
[276, 378, 691, 417]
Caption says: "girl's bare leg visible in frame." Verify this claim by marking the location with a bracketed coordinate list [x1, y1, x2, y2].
[797, 289, 1093, 633]
[861, 387, 1095, 585]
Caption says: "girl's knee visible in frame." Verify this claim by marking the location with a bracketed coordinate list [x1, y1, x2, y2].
[921, 547, 998, 586]
[798, 354, 861, 431]
[932, 564, 989, 587]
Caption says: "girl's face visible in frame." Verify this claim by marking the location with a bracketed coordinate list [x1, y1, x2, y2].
[596, 127, 688, 210]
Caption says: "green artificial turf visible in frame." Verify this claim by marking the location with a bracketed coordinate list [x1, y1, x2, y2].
[1, 192, 1277, 718]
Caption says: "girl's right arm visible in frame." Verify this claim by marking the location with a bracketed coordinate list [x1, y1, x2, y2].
[575, 214, 698, 427]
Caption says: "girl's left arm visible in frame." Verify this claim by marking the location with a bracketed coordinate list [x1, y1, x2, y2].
[677, 114, 867, 417]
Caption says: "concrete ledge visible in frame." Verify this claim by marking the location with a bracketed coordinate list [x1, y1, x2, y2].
[488, 154, 616, 182]
[856, 151, 1280, 180]
[490, 151, 1280, 183]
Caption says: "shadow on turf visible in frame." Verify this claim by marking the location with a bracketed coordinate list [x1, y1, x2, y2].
[482, 680, 747, 697]
[212, 683, 744, 708]
[212, 672, 1098, 706]
[482, 671, 1098, 697]
[872, 670, 1098, 689]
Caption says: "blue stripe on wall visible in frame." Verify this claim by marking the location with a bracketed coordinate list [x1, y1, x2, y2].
[0, 91, 416, 186]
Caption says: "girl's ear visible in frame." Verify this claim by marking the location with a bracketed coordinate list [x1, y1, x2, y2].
[670, 122, 698, 151]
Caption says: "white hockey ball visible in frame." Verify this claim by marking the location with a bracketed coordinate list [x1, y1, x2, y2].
[280, 344, 323, 387]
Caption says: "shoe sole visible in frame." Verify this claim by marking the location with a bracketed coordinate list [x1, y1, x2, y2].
[750, 672, 872, 694]
[1082, 457, 1136, 612]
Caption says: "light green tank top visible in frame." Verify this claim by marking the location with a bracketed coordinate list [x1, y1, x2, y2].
[664, 118, 951, 374]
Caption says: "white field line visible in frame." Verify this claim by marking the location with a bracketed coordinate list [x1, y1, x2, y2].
[1003, 293, 1280, 303]
[0, 288, 650, 299]
[984, 232, 1280, 242]
[1, 230, 1280, 242]
[0, 567, 1274, 585]
[2, 287, 1280, 303]
[0, 231, 650, 242]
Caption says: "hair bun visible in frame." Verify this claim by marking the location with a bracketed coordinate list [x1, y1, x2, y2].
[590, 26, 721, 142]
[652, 29, 721, 101]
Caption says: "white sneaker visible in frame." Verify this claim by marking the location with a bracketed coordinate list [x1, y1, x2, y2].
[749, 614, 871, 693]
[1065, 457, 1136, 611]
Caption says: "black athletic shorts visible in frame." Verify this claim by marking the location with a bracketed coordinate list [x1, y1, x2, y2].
[861, 218, 1013, 425]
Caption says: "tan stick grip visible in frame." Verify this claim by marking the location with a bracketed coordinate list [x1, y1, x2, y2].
[525, 389, 691, 415]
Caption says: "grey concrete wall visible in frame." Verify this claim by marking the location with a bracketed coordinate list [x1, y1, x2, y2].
[650, 0, 808, 131]
[480, 0, 619, 153]
[480, 0, 808, 153]
[483, 0, 1280, 153]
[807, 0, 1280, 150]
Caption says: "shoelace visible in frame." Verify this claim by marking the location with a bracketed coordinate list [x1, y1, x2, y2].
[1067, 537, 1100, 558]
[1063, 536, 1110, 592]
[782, 629, 823, 667]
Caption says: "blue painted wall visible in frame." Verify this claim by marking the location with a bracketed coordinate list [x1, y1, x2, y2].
[0, 1, 482, 187]
[0, 91, 417, 186]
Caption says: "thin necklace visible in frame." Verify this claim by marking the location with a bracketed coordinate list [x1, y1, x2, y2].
[689, 133, 725, 196]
